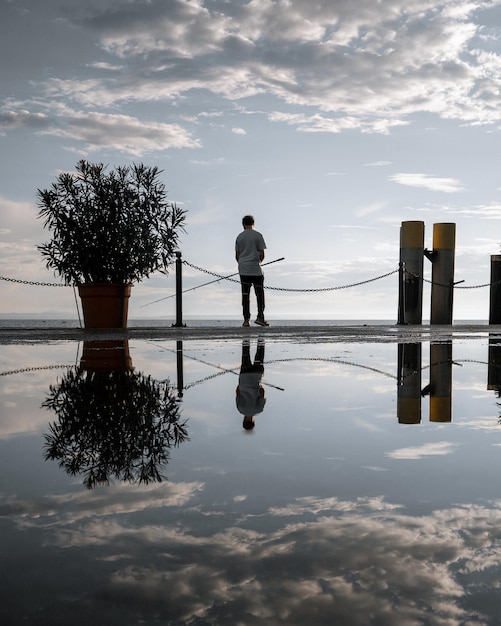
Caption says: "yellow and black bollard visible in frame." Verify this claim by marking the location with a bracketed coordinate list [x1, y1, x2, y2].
[429, 223, 456, 325]
[398, 221, 425, 325]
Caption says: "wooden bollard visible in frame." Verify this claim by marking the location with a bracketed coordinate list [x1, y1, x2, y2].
[398, 221, 425, 325]
[430, 223, 456, 325]
[489, 255, 501, 324]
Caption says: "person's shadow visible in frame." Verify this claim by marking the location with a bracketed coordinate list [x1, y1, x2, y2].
[236, 338, 266, 430]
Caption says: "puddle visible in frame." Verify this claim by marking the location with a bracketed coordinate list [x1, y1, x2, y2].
[1, 336, 501, 624]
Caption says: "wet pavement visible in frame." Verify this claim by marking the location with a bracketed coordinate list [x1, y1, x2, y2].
[0, 322, 498, 344]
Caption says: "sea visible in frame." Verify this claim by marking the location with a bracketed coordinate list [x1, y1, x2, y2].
[0, 317, 490, 329]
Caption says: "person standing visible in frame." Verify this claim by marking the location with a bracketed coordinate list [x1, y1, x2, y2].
[235, 215, 270, 327]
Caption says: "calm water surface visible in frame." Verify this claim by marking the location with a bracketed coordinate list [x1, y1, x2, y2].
[1, 334, 501, 625]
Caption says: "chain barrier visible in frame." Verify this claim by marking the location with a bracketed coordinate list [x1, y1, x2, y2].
[402, 268, 501, 290]
[1, 261, 499, 292]
[183, 260, 399, 292]
[0, 276, 68, 287]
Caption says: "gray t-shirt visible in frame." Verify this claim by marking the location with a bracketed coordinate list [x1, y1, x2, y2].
[235, 229, 266, 276]
[236, 371, 266, 417]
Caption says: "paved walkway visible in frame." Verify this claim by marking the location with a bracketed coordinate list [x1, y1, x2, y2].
[0, 324, 499, 344]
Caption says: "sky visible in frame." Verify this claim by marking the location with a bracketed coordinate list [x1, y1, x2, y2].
[2, 0, 501, 320]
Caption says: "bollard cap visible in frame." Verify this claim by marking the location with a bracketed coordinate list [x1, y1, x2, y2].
[400, 221, 425, 248]
[432, 223, 456, 250]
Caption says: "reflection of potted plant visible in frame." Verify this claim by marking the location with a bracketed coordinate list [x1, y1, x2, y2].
[37, 160, 186, 328]
[42, 364, 189, 488]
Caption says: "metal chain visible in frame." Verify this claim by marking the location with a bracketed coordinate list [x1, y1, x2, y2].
[403, 269, 500, 290]
[0, 275, 68, 287]
[1, 261, 498, 292]
[183, 260, 399, 292]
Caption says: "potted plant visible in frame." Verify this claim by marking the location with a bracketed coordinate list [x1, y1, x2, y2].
[37, 160, 186, 328]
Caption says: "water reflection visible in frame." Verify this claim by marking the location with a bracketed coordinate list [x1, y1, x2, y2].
[398, 341, 453, 423]
[236, 338, 266, 430]
[5, 336, 501, 624]
[42, 340, 188, 488]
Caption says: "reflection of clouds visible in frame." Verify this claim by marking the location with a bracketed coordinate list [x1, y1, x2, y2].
[30, 494, 501, 624]
[5, 483, 501, 623]
[385, 441, 458, 460]
[0, 345, 78, 439]
[1, 481, 204, 528]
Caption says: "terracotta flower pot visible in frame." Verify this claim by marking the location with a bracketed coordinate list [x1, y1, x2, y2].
[78, 283, 131, 329]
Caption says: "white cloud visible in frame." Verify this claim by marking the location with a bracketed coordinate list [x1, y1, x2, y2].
[18, 0, 501, 134]
[389, 172, 466, 193]
[42, 111, 201, 156]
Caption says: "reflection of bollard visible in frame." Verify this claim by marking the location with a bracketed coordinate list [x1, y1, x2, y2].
[176, 340, 184, 398]
[489, 255, 501, 324]
[428, 341, 452, 422]
[487, 335, 501, 391]
[398, 221, 424, 325]
[397, 343, 422, 424]
[430, 223, 456, 325]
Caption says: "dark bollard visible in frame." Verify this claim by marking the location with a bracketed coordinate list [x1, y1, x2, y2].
[398, 221, 425, 325]
[489, 255, 501, 324]
[430, 223, 456, 325]
[172, 251, 186, 327]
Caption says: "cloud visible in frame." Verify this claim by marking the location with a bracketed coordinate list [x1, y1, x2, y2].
[14, 0, 501, 135]
[42, 111, 201, 156]
[0, 109, 50, 133]
[389, 172, 466, 193]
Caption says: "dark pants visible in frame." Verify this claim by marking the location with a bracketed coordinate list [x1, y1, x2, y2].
[241, 340, 265, 373]
[240, 275, 265, 320]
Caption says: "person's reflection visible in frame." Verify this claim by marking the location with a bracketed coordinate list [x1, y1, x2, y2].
[236, 338, 266, 430]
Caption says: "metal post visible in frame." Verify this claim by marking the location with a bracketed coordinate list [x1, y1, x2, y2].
[398, 221, 425, 325]
[430, 223, 455, 325]
[173, 251, 186, 327]
[397, 343, 422, 424]
[489, 255, 501, 324]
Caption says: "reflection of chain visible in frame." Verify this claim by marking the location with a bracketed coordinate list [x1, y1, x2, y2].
[181, 355, 398, 390]
[0, 275, 68, 287]
[183, 260, 399, 292]
[0, 364, 74, 377]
